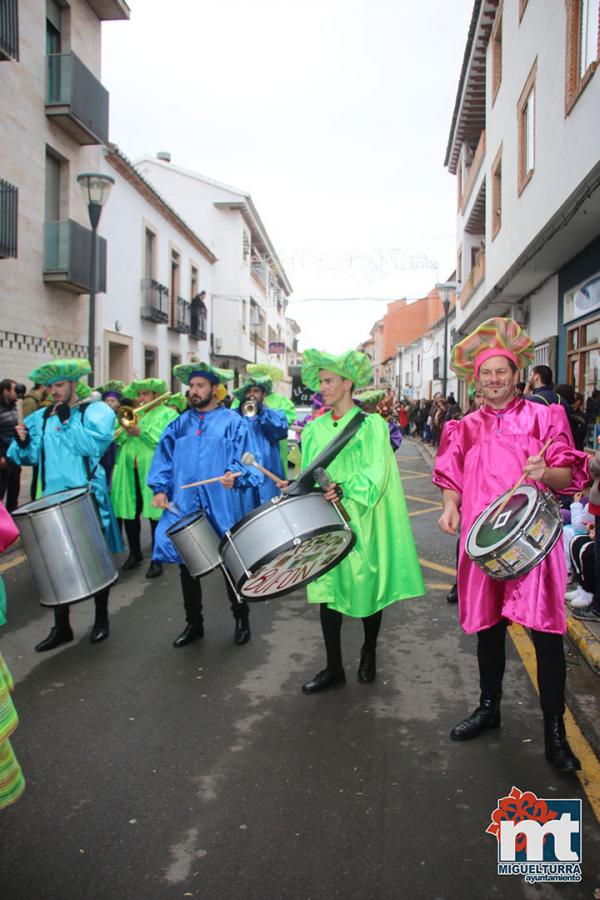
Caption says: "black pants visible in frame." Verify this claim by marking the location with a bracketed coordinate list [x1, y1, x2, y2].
[122, 469, 158, 556]
[319, 604, 382, 672]
[179, 565, 248, 625]
[0, 458, 20, 512]
[477, 619, 565, 717]
[570, 534, 595, 593]
[53, 588, 110, 628]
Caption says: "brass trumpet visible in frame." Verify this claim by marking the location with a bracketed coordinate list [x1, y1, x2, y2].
[115, 391, 172, 435]
[241, 398, 258, 418]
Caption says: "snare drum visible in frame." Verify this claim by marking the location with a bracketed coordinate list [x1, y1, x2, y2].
[166, 511, 221, 577]
[466, 485, 562, 580]
[219, 492, 355, 600]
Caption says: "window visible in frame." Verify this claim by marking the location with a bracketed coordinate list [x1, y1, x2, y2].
[565, 0, 600, 113]
[517, 60, 537, 194]
[169, 247, 180, 325]
[46, 0, 61, 54]
[144, 227, 156, 280]
[0, 0, 19, 61]
[491, 146, 503, 240]
[144, 345, 158, 378]
[190, 264, 198, 299]
[491, 7, 503, 103]
[242, 230, 251, 263]
[170, 353, 181, 393]
[0, 178, 18, 258]
[45, 148, 67, 221]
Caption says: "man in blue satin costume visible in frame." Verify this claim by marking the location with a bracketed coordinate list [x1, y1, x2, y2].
[8, 358, 123, 651]
[149, 361, 259, 648]
[233, 375, 289, 504]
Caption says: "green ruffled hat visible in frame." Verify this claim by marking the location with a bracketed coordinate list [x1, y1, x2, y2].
[233, 375, 272, 403]
[173, 360, 234, 386]
[246, 363, 283, 385]
[166, 392, 188, 413]
[128, 378, 168, 396]
[96, 379, 125, 400]
[28, 358, 92, 386]
[301, 349, 372, 392]
[355, 389, 385, 404]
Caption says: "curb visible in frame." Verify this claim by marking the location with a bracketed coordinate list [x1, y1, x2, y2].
[405, 437, 600, 682]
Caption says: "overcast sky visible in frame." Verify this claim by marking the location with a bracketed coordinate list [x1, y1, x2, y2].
[102, 0, 474, 351]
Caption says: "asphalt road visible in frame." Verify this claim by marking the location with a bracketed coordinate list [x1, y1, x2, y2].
[1, 438, 599, 899]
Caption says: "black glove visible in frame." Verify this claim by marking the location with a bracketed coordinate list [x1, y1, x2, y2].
[55, 403, 71, 423]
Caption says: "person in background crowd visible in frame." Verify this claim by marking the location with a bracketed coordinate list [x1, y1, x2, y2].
[397, 403, 409, 435]
[555, 385, 586, 451]
[0, 380, 20, 513]
[526, 365, 570, 411]
[564, 494, 595, 608]
[96, 380, 125, 490]
[585, 389, 600, 426]
[21, 382, 50, 501]
[581, 444, 600, 623]
[236, 364, 296, 475]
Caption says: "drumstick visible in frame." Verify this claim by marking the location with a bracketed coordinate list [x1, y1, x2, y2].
[241, 452, 282, 485]
[180, 472, 242, 489]
[492, 437, 553, 522]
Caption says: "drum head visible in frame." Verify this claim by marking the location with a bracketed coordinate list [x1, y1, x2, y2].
[166, 511, 204, 536]
[13, 487, 89, 516]
[237, 525, 356, 600]
[467, 485, 538, 558]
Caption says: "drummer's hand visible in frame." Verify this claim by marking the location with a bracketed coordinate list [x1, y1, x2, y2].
[523, 453, 546, 482]
[438, 504, 460, 535]
[275, 478, 289, 491]
[127, 425, 141, 437]
[15, 424, 28, 443]
[220, 472, 236, 489]
[152, 492, 169, 509]
[574, 491, 583, 503]
[324, 483, 342, 503]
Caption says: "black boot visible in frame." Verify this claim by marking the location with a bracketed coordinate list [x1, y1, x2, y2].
[35, 623, 74, 652]
[90, 615, 109, 644]
[122, 552, 143, 571]
[173, 623, 204, 648]
[446, 584, 458, 604]
[450, 693, 501, 741]
[145, 561, 163, 579]
[234, 615, 251, 646]
[544, 715, 581, 772]
[302, 668, 346, 694]
[357, 645, 376, 683]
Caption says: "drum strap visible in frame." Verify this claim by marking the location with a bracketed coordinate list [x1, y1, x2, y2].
[39, 403, 92, 493]
[286, 411, 368, 496]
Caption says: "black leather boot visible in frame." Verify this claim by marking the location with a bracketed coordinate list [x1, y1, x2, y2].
[450, 693, 501, 741]
[173, 623, 204, 648]
[544, 715, 581, 772]
[357, 645, 376, 683]
[302, 668, 346, 694]
[145, 561, 164, 579]
[234, 616, 251, 645]
[90, 615, 109, 644]
[446, 584, 458, 604]
[122, 552, 143, 571]
[35, 624, 74, 652]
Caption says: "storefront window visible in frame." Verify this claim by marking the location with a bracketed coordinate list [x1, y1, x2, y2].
[583, 348, 600, 393]
[568, 328, 579, 351]
[583, 320, 600, 347]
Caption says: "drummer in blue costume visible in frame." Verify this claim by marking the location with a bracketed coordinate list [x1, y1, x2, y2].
[149, 361, 259, 647]
[233, 375, 289, 504]
[8, 359, 123, 651]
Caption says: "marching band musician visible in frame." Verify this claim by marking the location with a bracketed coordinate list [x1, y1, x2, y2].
[433, 318, 589, 772]
[110, 379, 178, 579]
[7, 359, 123, 651]
[233, 374, 289, 504]
[234, 364, 296, 475]
[296, 349, 424, 694]
[148, 361, 259, 648]
[96, 380, 125, 489]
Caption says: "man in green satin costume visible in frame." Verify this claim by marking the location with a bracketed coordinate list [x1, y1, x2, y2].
[233, 364, 296, 474]
[299, 349, 425, 694]
[110, 378, 178, 578]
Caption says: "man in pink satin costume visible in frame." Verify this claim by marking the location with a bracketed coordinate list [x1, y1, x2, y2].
[433, 317, 589, 773]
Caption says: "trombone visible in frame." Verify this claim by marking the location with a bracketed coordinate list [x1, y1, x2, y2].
[115, 391, 172, 437]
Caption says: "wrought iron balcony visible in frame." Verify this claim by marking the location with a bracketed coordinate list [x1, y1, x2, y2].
[171, 296, 191, 333]
[141, 279, 169, 323]
[0, 0, 19, 61]
[0, 178, 18, 258]
[43, 219, 106, 293]
[46, 52, 109, 145]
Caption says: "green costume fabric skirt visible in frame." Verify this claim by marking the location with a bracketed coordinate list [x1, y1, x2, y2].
[0, 652, 25, 808]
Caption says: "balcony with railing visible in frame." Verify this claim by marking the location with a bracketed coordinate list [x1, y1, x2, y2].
[251, 259, 267, 294]
[460, 130, 486, 214]
[0, 0, 19, 61]
[0, 178, 18, 258]
[459, 247, 486, 309]
[46, 52, 109, 144]
[43, 219, 106, 293]
[141, 278, 169, 323]
[171, 296, 191, 333]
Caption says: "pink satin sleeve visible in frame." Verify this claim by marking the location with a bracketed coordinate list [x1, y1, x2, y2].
[543, 405, 590, 494]
[432, 419, 464, 494]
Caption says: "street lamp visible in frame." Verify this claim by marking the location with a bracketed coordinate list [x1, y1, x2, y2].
[435, 281, 458, 398]
[77, 172, 114, 384]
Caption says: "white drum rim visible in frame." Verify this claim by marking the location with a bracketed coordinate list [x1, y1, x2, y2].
[466, 484, 541, 560]
[13, 486, 90, 517]
[166, 510, 207, 537]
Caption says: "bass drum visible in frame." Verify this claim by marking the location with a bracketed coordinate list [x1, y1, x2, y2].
[219, 492, 355, 600]
[12, 488, 118, 606]
[466, 484, 562, 580]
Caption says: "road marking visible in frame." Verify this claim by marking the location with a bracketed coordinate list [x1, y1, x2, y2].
[419, 557, 457, 576]
[398, 467, 429, 476]
[0, 553, 26, 573]
[409, 506, 443, 518]
[404, 494, 442, 507]
[509, 623, 600, 825]
[425, 581, 453, 591]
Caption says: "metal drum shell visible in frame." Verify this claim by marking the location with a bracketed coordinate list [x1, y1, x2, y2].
[466, 485, 562, 581]
[166, 511, 221, 578]
[12, 488, 118, 607]
[219, 492, 355, 600]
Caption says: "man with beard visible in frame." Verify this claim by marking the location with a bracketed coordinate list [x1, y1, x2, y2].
[148, 361, 258, 647]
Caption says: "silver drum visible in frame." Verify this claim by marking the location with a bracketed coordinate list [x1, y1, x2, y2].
[12, 488, 118, 606]
[466, 485, 562, 580]
[166, 511, 221, 577]
[219, 492, 356, 600]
